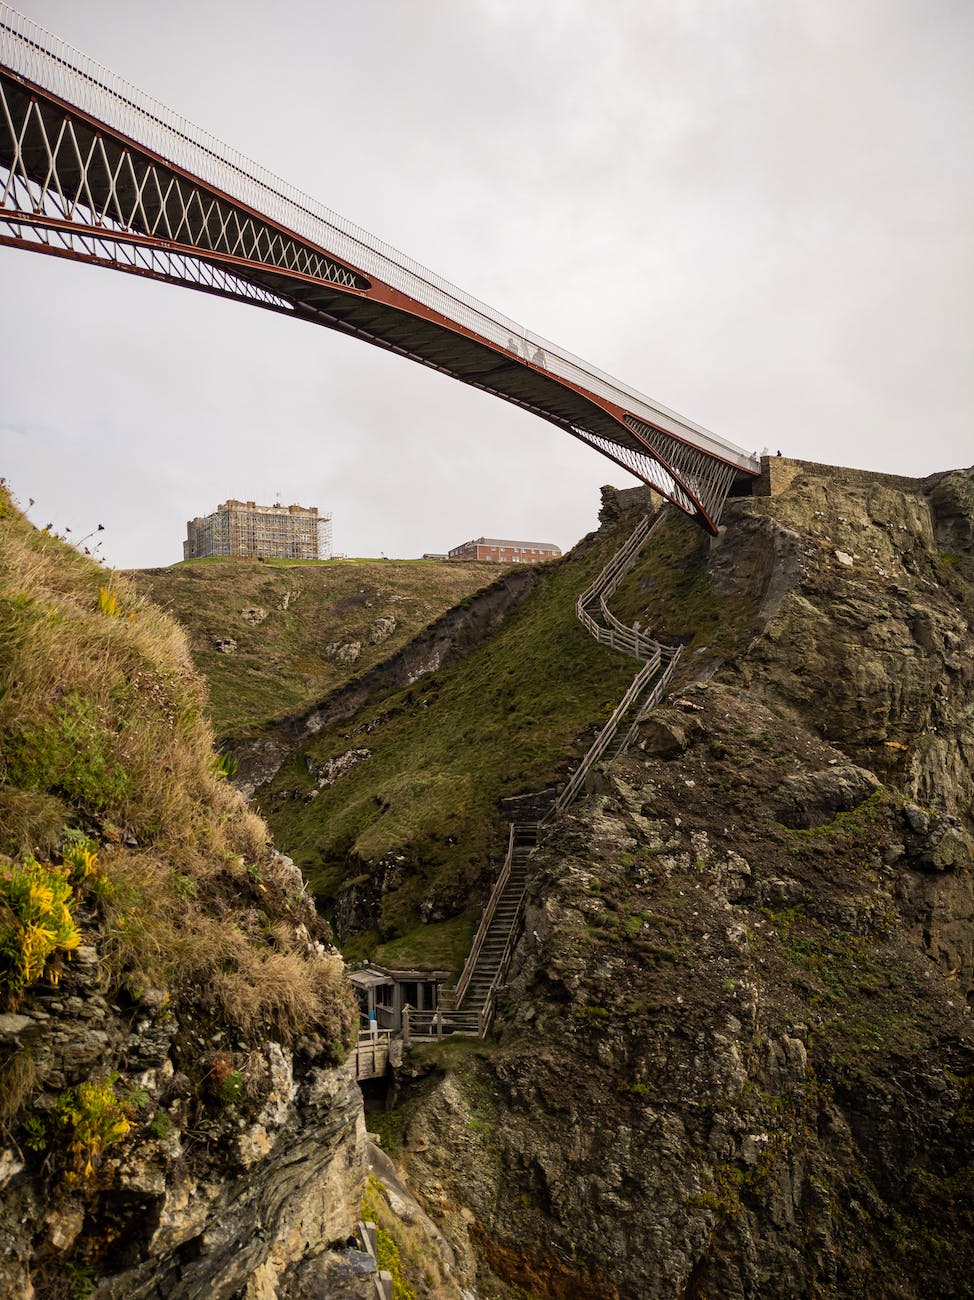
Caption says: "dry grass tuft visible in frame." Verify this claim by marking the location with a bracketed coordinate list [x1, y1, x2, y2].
[226, 808, 271, 864]
[0, 486, 356, 1052]
[0, 1048, 37, 1122]
[0, 789, 68, 859]
[206, 947, 350, 1044]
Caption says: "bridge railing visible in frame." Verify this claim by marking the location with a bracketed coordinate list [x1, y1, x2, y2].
[0, 4, 756, 480]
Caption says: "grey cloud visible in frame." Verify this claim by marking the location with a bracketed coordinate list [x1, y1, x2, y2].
[1, 0, 971, 566]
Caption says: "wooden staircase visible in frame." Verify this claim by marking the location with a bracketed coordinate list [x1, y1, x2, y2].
[452, 822, 538, 1030]
[443, 507, 683, 1036]
[550, 509, 682, 814]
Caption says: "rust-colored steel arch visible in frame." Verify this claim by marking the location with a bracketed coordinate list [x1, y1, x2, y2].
[0, 6, 758, 531]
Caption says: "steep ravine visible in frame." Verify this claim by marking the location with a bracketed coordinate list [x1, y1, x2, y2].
[7, 461, 974, 1298]
[231, 564, 542, 799]
[385, 464, 974, 1298]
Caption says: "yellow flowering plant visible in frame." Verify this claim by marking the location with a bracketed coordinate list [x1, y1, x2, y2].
[0, 857, 81, 998]
[55, 1079, 132, 1179]
[61, 834, 100, 884]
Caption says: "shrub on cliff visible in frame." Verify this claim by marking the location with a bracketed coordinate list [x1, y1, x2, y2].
[0, 856, 80, 998]
[0, 484, 355, 1056]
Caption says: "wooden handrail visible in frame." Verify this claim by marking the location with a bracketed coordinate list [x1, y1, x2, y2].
[576, 510, 657, 612]
[550, 507, 681, 818]
[454, 822, 516, 1005]
[598, 594, 664, 659]
[477, 879, 528, 1034]
[452, 505, 682, 1037]
[551, 658, 657, 814]
[609, 650, 682, 758]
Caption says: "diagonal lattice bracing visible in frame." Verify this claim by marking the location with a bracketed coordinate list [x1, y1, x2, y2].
[0, 72, 370, 297]
[569, 425, 699, 517]
[0, 5, 760, 518]
[623, 415, 738, 526]
[0, 212, 296, 310]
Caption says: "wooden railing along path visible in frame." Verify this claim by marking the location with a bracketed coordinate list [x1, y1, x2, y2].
[352, 1029, 393, 1081]
[417, 507, 681, 1039]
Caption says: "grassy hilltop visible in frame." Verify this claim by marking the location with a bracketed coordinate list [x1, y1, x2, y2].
[129, 556, 501, 740]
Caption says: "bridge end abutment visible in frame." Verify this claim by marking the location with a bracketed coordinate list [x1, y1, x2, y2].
[752, 454, 929, 500]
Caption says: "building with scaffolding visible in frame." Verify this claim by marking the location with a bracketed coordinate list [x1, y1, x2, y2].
[183, 500, 332, 561]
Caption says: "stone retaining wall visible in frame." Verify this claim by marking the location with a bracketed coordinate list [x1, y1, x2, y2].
[754, 455, 935, 499]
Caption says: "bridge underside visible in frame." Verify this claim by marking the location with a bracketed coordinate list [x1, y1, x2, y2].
[0, 60, 756, 531]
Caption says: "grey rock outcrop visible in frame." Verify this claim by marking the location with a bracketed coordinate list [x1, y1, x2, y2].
[389, 464, 974, 1299]
[1, 927, 365, 1299]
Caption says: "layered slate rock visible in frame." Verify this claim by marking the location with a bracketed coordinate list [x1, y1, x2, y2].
[389, 464, 974, 1299]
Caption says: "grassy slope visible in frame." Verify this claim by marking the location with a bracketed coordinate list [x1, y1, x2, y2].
[128, 557, 502, 739]
[0, 488, 355, 1050]
[388, 478, 974, 1298]
[257, 505, 763, 971]
[609, 508, 759, 667]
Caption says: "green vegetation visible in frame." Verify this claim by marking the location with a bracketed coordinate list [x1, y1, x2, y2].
[129, 556, 503, 738]
[208, 1056, 244, 1107]
[754, 901, 943, 1079]
[20, 1075, 136, 1181]
[362, 1177, 416, 1299]
[252, 503, 766, 970]
[772, 788, 898, 861]
[609, 508, 757, 667]
[0, 855, 81, 999]
[361, 1174, 461, 1298]
[0, 485, 356, 1062]
[55, 1078, 133, 1180]
[407, 1033, 500, 1072]
[368, 913, 477, 972]
[148, 1109, 173, 1140]
[259, 521, 646, 960]
[366, 1107, 406, 1158]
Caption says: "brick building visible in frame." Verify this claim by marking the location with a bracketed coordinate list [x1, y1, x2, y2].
[447, 536, 561, 563]
[184, 500, 333, 561]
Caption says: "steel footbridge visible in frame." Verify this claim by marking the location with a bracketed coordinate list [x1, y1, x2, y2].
[0, 5, 759, 530]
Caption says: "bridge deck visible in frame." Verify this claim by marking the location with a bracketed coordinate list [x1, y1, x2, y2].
[0, 4, 759, 529]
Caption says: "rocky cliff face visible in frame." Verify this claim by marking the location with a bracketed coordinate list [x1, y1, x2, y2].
[8, 461, 973, 1298]
[390, 464, 974, 1298]
[0, 490, 368, 1299]
[2, 940, 366, 1300]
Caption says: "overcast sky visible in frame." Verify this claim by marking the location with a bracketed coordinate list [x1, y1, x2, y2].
[1, 0, 971, 567]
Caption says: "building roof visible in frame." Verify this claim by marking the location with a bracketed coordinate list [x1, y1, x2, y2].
[348, 963, 452, 986]
[348, 969, 393, 989]
[457, 537, 560, 549]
